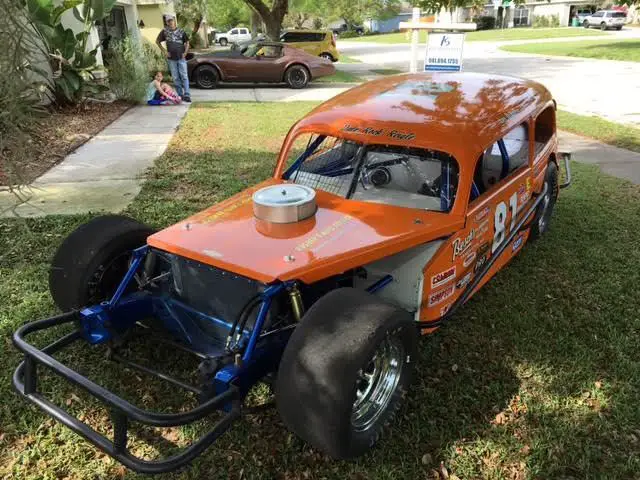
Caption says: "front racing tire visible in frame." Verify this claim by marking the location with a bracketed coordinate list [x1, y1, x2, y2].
[529, 161, 558, 241]
[49, 215, 154, 311]
[276, 288, 417, 458]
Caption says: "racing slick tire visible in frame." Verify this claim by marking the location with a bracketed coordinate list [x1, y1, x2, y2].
[285, 65, 310, 89]
[529, 161, 558, 241]
[194, 64, 219, 89]
[275, 288, 417, 459]
[49, 215, 154, 311]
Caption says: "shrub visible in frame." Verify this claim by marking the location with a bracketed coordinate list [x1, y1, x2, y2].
[0, 0, 49, 187]
[338, 31, 361, 38]
[533, 14, 559, 28]
[106, 36, 149, 103]
[474, 15, 496, 30]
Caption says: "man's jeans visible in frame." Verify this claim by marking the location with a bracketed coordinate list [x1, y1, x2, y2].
[167, 58, 190, 97]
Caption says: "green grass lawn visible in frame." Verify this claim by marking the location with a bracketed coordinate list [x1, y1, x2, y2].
[314, 69, 362, 83]
[336, 54, 362, 63]
[502, 39, 640, 62]
[3, 102, 640, 479]
[558, 110, 640, 153]
[346, 27, 607, 44]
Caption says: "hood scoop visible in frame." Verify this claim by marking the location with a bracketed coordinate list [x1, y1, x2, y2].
[252, 184, 317, 224]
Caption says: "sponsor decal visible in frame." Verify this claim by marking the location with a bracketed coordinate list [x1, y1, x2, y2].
[519, 191, 531, 206]
[475, 207, 490, 222]
[431, 266, 456, 288]
[526, 177, 532, 193]
[474, 244, 490, 273]
[456, 271, 472, 289]
[342, 124, 416, 141]
[452, 229, 475, 259]
[512, 234, 524, 252]
[428, 284, 455, 307]
[295, 215, 354, 252]
[440, 304, 452, 317]
[477, 220, 490, 236]
[518, 184, 526, 196]
[463, 251, 476, 268]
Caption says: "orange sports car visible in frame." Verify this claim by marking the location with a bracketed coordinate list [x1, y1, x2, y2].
[13, 72, 571, 473]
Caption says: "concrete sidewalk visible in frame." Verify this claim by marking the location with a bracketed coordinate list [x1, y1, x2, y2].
[0, 104, 189, 218]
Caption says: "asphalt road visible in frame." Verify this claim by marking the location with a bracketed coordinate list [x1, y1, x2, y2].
[337, 28, 640, 126]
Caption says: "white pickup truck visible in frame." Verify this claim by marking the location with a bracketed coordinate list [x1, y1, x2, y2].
[215, 27, 256, 46]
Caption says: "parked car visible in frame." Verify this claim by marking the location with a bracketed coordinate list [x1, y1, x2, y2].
[279, 29, 339, 62]
[332, 22, 365, 36]
[215, 27, 251, 46]
[583, 10, 626, 30]
[575, 7, 595, 23]
[13, 71, 571, 473]
[186, 41, 335, 89]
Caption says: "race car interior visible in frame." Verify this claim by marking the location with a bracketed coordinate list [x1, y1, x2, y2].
[284, 134, 460, 212]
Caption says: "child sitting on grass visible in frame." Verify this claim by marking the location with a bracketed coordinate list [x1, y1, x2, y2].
[146, 71, 182, 105]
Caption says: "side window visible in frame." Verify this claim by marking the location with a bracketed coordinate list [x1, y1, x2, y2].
[313, 32, 325, 41]
[287, 32, 304, 42]
[231, 29, 238, 35]
[280, 32, 290, 41]
[534, 106, 555, 158]
[471, 123, 529, 201]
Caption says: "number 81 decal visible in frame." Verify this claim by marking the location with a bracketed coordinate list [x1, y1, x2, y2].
[492, 192, 519, 253]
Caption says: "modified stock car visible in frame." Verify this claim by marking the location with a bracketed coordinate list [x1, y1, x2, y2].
[13, 72, 571, 473]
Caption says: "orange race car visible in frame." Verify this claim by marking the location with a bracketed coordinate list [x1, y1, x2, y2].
[13, 72, 571, 473]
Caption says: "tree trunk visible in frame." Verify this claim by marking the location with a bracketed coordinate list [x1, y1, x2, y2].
[250, 10, 260, 37]
[243, 0, 288, 40]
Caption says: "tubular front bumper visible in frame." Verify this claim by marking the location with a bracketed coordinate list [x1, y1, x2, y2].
[12, 312, 241, 474]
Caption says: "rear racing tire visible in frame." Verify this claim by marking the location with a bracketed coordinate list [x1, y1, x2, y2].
[529, 161, 558, 241]
[194, 64, 219, 89]
[49, 215, 154, 311]
[275, 288, 417, 458]
[285, 65, 310, 89]
[219, 38, 228, 47]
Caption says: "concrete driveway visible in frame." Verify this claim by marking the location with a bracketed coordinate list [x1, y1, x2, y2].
[337, 28, 640, 126]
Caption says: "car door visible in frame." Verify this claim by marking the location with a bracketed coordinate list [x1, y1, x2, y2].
[419, 122, 535, 323]
[239, 28, 251, 42]
[229, 28, 239, 43]
[248, 45, 285, 82]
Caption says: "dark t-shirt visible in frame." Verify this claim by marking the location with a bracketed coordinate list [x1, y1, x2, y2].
[157, 27, 189, 60]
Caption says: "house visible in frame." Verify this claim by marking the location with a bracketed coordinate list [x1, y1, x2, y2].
[364, 10, 436, 33]
[61, 0, 176, 66]
[457, 0, 606, 28]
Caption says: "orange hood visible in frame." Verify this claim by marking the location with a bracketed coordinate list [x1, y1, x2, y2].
[147, 180, 464, 284]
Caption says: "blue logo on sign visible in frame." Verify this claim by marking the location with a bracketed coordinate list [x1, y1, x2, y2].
[512, 235, 524, 251]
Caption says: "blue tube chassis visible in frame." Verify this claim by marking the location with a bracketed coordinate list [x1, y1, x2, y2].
[11, 246, 296, 474]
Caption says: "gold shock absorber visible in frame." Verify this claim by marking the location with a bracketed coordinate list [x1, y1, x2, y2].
[288, 284, 304, 321]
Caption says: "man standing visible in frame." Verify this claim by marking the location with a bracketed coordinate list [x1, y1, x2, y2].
[156, 15, 191, 103]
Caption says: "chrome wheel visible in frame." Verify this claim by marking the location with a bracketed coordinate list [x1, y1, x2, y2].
[351, 336, 404, 432]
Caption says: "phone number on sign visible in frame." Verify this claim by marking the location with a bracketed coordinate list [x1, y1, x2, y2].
[427, 57, 459, 65]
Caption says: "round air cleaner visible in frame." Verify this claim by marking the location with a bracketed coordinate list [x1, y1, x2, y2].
[252, 184, 317, 224]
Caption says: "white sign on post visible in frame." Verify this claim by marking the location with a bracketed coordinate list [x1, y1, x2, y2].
[424, 32, 465, 72]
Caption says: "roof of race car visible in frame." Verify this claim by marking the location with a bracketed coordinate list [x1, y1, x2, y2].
[276, 72, 553, 171]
